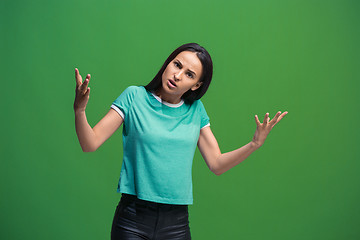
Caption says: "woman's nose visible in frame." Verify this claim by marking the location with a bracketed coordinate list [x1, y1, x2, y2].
[174, 70, 183, 81]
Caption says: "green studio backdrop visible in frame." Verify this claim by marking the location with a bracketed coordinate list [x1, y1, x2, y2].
[1, 0, 360, 239]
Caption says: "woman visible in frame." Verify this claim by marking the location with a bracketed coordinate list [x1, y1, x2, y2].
[74, 43, 288, 240]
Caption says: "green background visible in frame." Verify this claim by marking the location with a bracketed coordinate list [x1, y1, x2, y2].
[1, 0, 359, 239]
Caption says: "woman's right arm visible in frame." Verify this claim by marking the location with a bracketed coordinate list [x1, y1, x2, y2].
[74, 68, 124, 152]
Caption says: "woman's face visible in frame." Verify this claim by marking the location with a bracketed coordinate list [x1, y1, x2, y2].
[160, 51, 203, 99]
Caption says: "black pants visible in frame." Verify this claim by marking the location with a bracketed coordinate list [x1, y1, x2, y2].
[111, 193, 191, 240]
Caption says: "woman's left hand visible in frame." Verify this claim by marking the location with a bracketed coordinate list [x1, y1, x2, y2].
[251, 111, 288, 149]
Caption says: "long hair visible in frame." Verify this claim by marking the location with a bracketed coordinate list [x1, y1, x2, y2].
[144, 43, 213, 103]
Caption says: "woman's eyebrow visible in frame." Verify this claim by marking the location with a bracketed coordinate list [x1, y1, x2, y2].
[175, 59, 197, 76]
[175, 59, 183, 67]
[187, 69, 196, 76]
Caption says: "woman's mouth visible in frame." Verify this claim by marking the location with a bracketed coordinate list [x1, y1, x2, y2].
[167, 79, 177, 88]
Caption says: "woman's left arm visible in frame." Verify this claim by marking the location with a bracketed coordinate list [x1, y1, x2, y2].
[197, 111, 288, 176]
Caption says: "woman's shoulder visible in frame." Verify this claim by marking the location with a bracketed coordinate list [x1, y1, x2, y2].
[119, 85, 146, 97]
[113, 86, 145, 104]
[188, 98, 206, 109]
[123, 85, 143, 93]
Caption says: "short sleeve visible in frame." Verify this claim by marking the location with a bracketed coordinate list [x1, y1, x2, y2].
[198, 100, 210, 129]
[110, 86, 139, 120]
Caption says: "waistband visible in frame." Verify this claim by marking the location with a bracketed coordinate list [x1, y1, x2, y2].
[121, 193, 188, 211]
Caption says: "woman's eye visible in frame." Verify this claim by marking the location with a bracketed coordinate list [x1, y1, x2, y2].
[186, 72, 194, 78]
[174, 62, 180, 68]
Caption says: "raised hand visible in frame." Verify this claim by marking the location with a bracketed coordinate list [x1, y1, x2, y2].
[74, 68, 91, 112]
[252, 111, 288, 148]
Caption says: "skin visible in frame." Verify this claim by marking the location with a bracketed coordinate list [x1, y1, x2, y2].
[155, 51, 203, 104]
[73, 51, 288, 175]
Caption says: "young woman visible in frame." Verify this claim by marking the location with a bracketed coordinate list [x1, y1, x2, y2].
[74, 43, 288, 240]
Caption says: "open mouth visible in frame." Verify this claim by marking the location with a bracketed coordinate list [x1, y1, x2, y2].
[168, 79, 177, 88]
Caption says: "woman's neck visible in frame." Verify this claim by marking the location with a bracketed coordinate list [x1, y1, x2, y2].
[155, 89, 182, 104]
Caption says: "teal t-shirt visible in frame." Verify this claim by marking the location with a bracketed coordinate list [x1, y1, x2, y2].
[110, 86, 210, 205]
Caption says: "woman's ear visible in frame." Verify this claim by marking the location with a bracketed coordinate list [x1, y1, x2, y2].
[191, 81, 203, 91]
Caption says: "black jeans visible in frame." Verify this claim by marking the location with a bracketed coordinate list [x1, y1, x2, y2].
[111, 193, 191, 240]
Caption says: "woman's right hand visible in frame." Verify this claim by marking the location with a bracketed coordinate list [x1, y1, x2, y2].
[74, 68, 91, 112]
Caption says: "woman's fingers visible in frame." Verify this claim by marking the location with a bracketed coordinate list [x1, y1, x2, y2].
[74, 68, 92, 112]
[263, 113, 269, 124]
[277, 111, 288, 122]
[256, 111, 288, 128]
[255, 115, 261, 126]
[256, 113, 269, 126]
[270, 111, 281, 126]
[85, 87, 90, 96]
[75, 68, 83, 87]
[79, 74, 91, 95]
[270, 111, 288, 128]
[75, 68, 91, 95]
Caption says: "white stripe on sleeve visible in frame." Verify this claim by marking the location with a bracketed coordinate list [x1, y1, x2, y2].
[111, 104, 124, 119]
[201, 123, 210, 129]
